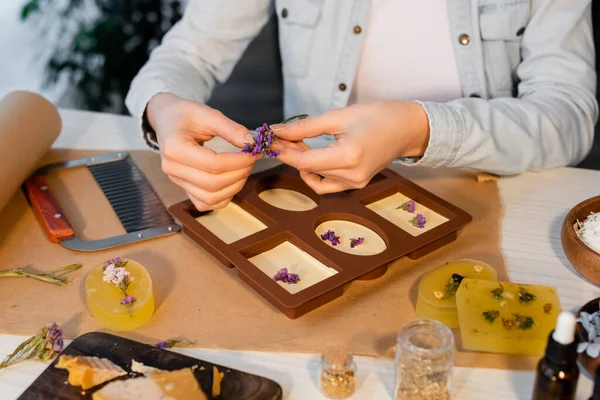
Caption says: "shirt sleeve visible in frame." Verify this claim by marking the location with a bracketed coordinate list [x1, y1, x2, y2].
[408, 0, 598, 175]
[125, 0, 274, 120]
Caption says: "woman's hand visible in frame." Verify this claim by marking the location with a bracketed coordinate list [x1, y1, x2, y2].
[270, 101, 430, 194]
[147, 93, 259, 211]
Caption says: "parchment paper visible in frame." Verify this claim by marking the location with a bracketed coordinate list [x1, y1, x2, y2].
[0, 91, 61, 212]
[0, 145, 536, 370]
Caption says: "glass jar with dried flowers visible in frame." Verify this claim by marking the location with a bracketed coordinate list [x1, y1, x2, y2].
[85, 257, 154, 332]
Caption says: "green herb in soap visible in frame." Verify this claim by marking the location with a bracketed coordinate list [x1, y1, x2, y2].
[490, 284, 504, 300]
[444, 273, 464, 297]
[502, 314, 534, 331]
[518, 287, 536, 304]
[482, 310, 500, 323]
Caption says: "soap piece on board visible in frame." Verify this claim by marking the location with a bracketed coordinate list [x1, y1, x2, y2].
[456, 279, 561, 356]
[415, 260, 497, 328]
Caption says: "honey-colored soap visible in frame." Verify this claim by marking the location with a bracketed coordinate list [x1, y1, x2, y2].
[86, 258, 155, 332]
[415, 260, 497, 328]
[456, 278, 561, 356]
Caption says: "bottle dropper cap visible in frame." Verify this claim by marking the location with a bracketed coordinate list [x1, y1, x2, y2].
[552, 312, 576, 345]
[545, 311, 577, 366]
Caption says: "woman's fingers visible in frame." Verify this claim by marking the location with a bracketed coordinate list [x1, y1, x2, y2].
[277, 143, 361, 172]
[270, 110, 344, 141]
[161, 160, 252, 193]
[168, 174, 246, 209]
[186, 192, 232, 212]
[299, 171, 355, 194]
[161, 135, 259, 174]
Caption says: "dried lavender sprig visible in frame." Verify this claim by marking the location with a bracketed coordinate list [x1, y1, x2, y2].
[0, 322, 64, 369]
[242, 114, 308, 157]
[0, 263, 82, 286]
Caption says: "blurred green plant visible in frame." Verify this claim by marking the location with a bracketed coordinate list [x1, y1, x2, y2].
[21, 0, 182, 113]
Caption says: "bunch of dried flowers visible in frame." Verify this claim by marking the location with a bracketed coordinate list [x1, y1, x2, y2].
[273, 268, 301, 284]
[321, 230, 341, 246]
[0, 263, 82, 286]
[103, 257, 136, 305]
[242, 114, 308, 157]
[577, 307, 600, 358]
[0, 322, 64, 369]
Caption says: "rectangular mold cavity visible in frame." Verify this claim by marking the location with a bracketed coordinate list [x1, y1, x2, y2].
[363, 189, 450, 236]
[192, 201, 268, 244]
[242, 235, 339, 295]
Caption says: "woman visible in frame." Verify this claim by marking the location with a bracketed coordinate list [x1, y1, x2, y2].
[126, 0, 597, 211]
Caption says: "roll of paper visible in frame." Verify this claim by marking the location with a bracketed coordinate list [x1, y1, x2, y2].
[0, 91, 61, 212]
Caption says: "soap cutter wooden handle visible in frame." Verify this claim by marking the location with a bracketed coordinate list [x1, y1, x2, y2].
[23, 175, 74, 243]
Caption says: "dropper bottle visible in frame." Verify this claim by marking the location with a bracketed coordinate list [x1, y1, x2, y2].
[531, 311, 579, 400]
[588, 367, 600, 400]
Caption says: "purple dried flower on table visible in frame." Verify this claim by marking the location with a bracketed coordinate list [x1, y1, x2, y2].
[52, 336, 64, 352]
[273, 268, 301, 284]
[155, 341, 169, 349]
[0, 321, 64, 369]
[410, 213, 427, 229]
[350, 237, 365, 248]
[120, 296, 137, 305]
[396, 200, 416, 213]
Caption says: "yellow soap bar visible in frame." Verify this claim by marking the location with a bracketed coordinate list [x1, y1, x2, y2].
[86, 258, 155, 332]
[456, 279, 561, 356]
[415, 260, 497, 328]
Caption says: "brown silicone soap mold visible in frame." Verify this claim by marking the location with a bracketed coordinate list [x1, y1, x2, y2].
[168, 165, 471, 319]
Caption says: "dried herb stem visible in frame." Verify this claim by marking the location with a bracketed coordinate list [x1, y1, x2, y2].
[0, 264, 82, 286]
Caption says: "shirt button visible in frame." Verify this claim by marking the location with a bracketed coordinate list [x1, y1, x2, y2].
[516, 26, 526, 36]
[339, 83, 347, 91]
[281, 8, 288, 18]
[458, 34, 470, 45]
[353, 25, 362, 34]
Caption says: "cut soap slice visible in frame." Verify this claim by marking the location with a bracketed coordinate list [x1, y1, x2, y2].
[415, 260, 497, 328]
[56, 355, 127, 390]
[93, 368, 207, 400]
[456, 278, 561, 356]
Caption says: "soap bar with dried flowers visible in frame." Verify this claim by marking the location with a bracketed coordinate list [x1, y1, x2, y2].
[455, 278, 561, 356]
[85, 258, 155, 332]
[415, 260, 497, 328]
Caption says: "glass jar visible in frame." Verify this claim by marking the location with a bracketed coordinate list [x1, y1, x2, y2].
[394, 319, 454, 400]
[319, 345, 357, 399]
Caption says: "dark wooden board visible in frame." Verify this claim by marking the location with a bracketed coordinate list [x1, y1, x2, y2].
[18, 332, 282, 400]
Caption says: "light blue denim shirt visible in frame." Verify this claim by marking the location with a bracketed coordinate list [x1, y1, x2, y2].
[126, 0, 598, 175]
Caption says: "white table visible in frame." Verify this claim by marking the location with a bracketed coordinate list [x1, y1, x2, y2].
[1, 108, 600, 399]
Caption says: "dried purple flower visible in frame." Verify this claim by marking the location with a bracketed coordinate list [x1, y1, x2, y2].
[241, 115, 307, 157]
[350, 237, 365, 248]
[273, 268, 301, 284]
[0, 322, 64, 369]
[155, 341, 169, 349]
[104, 257, 122, 269]
[120, 296, 137, 305]
[410, 214, 427, 228]
[396, 200, 416, 213]
[320, 230, 341, 246]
